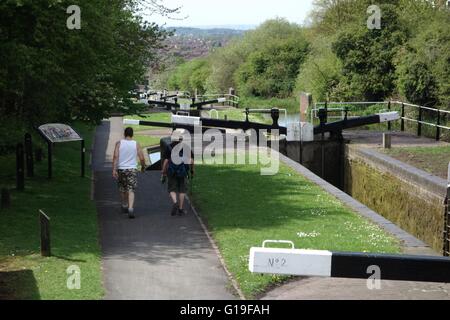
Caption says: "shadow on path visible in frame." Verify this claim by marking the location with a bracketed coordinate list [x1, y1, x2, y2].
[93, 118, 236, 300]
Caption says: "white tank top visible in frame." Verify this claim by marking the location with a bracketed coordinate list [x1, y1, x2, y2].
[118, 140, 138, 170]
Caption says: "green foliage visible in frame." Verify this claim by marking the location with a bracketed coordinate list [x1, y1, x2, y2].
[331, 4, 408, 101]
[298, 0, 449, 108]
[167, 58, 211, 94]
[309, 0, 368, 35]
[154, 1, 449, 112]
[0, 0, 168, 134]
[395, 17, 450, 107]
[235, 34, 309, 98]
[295, 36, 342, 101]
[166, 18, 309, 99]
[205, 39, 247, 93]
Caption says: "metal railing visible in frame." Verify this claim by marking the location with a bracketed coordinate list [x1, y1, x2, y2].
[312, 101, 450, 141]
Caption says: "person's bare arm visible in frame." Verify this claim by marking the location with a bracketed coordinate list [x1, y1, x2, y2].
[136, 143, 146, 172]
[112, 141, 120, 179]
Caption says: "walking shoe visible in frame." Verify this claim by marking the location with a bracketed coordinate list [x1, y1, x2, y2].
[128, 208, 135, 219]
[121, 206, 128, 214]
[178, 208, 187, 216]
[171, 203, 178, 216]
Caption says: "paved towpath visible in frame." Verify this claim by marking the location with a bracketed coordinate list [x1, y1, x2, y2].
[92, 117, 236, 300]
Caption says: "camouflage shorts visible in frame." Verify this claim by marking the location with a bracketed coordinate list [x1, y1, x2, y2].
[117, 169, 138, 192]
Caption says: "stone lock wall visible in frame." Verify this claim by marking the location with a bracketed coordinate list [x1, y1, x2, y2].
[344, 146, 446, 253]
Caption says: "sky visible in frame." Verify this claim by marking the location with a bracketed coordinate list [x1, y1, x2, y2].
[144, 0, 315, 28]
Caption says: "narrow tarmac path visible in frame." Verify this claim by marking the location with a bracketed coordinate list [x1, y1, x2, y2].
[92, 117, 236, 300]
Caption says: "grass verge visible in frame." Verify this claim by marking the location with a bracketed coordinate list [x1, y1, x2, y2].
[0, 122, 103, 300]
[382, 145, 450, 179]
[190, 157, 401, 298]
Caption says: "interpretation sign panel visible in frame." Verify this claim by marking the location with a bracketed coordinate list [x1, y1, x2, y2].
[38, 124, 82, 143]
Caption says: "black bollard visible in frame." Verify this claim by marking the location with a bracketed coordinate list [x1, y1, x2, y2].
[1, 189, 11, 209]
[16, 143, 25, 191]
[25, 133, 34, 177]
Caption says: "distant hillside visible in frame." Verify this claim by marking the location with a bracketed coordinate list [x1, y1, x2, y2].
[166, 27, 246, 37]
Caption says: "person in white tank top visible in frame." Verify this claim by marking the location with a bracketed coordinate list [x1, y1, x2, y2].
[112, 127, 146, 219]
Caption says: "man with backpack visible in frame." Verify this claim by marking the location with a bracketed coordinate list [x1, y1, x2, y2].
[161, 136, 194, 216]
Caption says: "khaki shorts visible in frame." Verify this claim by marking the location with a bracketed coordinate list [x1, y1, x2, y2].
[118, 169, 138, 192]
[168, 175, 187, 194]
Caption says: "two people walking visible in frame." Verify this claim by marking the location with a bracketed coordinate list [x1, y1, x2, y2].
[112, 127, 194, 218]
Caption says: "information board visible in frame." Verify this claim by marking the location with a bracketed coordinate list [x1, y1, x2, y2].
[38, 124, 82, 143]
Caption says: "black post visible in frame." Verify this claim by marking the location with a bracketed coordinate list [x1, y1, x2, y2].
[81, 140, 85, 178]
[436, 109, 441, 141]
[444, 200, 449, 257]
[16, 143, 25, 191]
[1, 189, 11, 209]
[24, 133, 34, 177]
[48, 142, 53, 179]
[324, 101, 328, 124]
[444, 186, 450, 257]
[39, 210, 51, 257]
[401, 103, 405, 132]
[418, 106, 422, 137]
[387, 101, 392, 131]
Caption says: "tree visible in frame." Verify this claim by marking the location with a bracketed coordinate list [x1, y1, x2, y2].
[396, 18, 450, 107]
[235, 35, 309, 98]
[331, 4, 408, 101]
[295, 36, 343, 101]
[0, 0, 170, 135]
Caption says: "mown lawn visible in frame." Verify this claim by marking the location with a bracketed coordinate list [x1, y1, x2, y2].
[191, 158, 401, 298]
[382, 145, 450, 179]
[0, 123, 103, 300]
